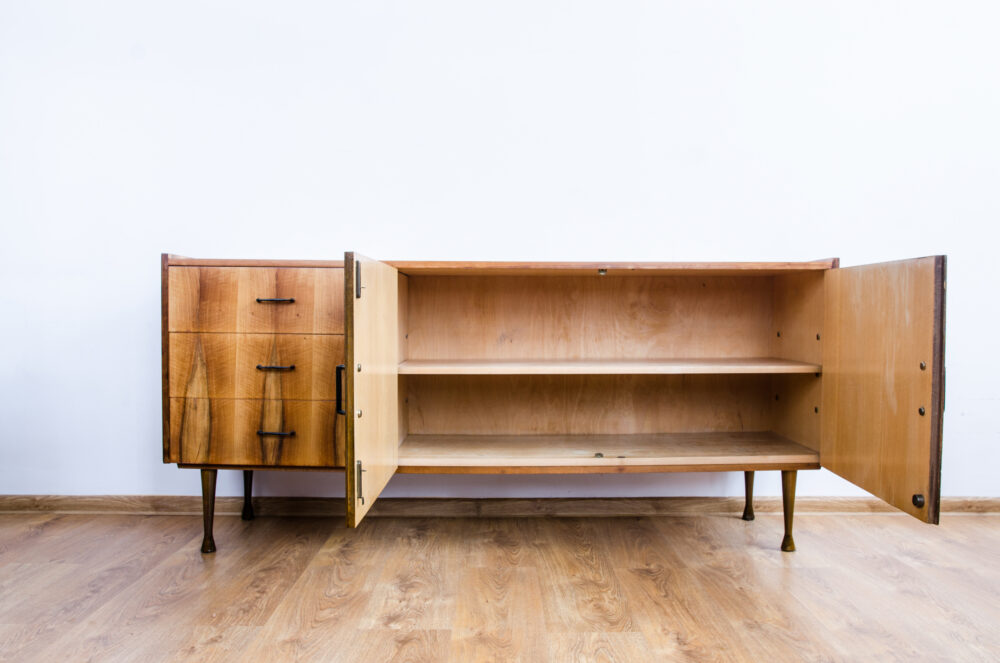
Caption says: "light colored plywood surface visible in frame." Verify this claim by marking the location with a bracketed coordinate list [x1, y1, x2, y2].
[771, 374, 822, 452]
[390, 259, 838, 276]
[399, 357, 820, 375]
[169, 333, 343, 400]
[345, 253, 400, 527]
[407, 374, 775, 435]
[169, 398, 343, 467]
[406, 275, 775, 361]
[168, 267, 343, 334]
[397, 432, 819, 473]
[822, 256, 946, 523]
[771, 272, 825, 365]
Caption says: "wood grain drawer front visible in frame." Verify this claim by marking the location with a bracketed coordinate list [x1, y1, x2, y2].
[170, 398, 345, 467]
[169, 333, 343, 401]
[168, 267, 344, 333]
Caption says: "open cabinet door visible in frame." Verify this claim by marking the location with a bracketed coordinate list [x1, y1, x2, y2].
[822, 256, 946, 523]
[344, 252, 400, 527]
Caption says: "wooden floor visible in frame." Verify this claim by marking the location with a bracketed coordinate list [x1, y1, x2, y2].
[1, 512, 998, 662]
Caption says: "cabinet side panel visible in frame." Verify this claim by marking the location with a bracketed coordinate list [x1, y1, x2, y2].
[771, 272, 825, 364]
[162, 256, 178, 462]
[821, 257, 944, 522]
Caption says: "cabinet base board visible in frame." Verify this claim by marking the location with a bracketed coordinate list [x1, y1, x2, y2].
[0, 495, 996, 517]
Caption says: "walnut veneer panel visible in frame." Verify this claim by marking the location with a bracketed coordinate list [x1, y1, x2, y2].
[407, 374, 775, 435]
[169, 398, 343, 467]
[168, 267, 343, 334]
[405, 275, 774, 361]
[168, 333, 343, 400]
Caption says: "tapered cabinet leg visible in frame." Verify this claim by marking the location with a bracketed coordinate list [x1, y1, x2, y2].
[242, 470, 255, 521]
[200, 469, 218, 554]
[742, 471, 755, 521]
[781, 470, 797, 552]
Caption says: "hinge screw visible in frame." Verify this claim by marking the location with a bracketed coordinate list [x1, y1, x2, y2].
[356, 409, 363, 418]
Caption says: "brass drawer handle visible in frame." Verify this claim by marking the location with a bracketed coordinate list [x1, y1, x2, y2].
[255, 297, 295, 303]
[256, 364, 295, 371]
[257, 430, 296, 437]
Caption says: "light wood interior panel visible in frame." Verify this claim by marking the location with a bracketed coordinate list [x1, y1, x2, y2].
[399, 358, 820, 375]
[771, 272, 825, 365]
[822, 256, 945, 523]
[168, 267, 343, 333]
[397, 432, 819, 473]
[390, 258, 838, 276]
[169, 333, 343, 400]
[169, 398, 343, 467]
[405, 275, 775, 360]
[771, 374, 822, 452]
[345, 254, 400, 527]
[407, 375, 775, 436]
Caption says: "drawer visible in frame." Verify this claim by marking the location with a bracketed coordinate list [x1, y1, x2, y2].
[170, 398, 345, 467]
[169, 333, 343, 401]
[168, 267, 344, 333]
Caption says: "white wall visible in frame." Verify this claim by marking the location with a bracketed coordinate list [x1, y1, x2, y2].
[1, 1, 997, 500]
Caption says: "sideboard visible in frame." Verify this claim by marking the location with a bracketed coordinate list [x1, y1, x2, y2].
[162, 253, 946, 553]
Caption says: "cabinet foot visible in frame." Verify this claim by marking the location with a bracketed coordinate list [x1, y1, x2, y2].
[200, 469, 217, 554]
[742, 471, 755, 521]
[781, 470, 797, 552]
[242, 470, 255, 521]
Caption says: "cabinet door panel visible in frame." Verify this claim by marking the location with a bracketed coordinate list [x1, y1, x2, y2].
[345, 252, 400, 527]
[821, 256, 946, 522]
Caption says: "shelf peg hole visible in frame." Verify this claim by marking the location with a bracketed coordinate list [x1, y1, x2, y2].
[816, 333, 821, 340]
[814, 406, 819, 413]
[920, 361, 927, 370]
[919, 406, 926, 416]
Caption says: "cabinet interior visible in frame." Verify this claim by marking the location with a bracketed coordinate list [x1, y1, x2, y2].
[392, 269, 826, 473]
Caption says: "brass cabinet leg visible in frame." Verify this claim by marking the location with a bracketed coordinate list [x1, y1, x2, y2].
[241, 470, 255, 521]
[781, 470, 797, 552]
[742, 471, 755, 521]
[200, 469, 218, 554]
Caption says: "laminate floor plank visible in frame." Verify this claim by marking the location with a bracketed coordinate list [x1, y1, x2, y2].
[1, 512, 999, 662]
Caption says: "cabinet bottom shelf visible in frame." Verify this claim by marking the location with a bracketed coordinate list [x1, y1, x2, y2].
[397, 431, 820, 474]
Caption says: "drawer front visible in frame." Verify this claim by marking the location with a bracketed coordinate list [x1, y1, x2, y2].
[168, 267, 344, 333]
[170, 398, 345, 467]
[169, 333, 344, 401]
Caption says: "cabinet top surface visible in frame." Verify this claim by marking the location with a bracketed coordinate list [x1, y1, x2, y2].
[165, 255, 839, 275]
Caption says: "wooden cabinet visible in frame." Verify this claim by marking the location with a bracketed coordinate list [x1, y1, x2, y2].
[162, 253, 946, 553]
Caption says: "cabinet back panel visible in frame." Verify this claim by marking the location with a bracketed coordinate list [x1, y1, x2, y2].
[405, 276, 774, 360]
[406, 375, 775, 435]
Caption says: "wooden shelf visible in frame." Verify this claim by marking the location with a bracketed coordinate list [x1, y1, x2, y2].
[397, 432, 820, 474]
[398, 358, 821, 375]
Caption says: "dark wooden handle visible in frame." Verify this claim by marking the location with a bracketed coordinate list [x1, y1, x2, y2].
[256, 364, 295, 371]
[336, 364, 346, 415]
[255, 297, 295, 303]
[257, 430, 296, 437]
